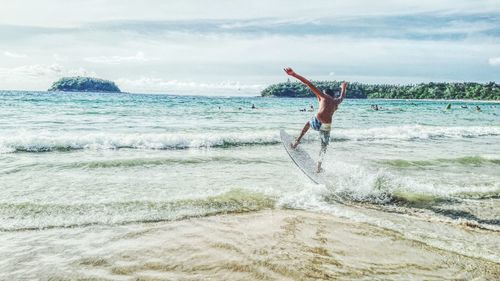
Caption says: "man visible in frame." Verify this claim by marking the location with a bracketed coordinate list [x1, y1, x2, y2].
[284, 67, 348, 173]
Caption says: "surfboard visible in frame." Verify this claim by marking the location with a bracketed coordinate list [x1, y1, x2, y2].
[280, 129, 326, 185]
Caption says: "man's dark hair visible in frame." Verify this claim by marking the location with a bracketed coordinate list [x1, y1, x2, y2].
[324, 88, 335, 97]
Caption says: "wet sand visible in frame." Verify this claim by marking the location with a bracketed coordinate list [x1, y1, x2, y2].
[2, 210, 498, 280]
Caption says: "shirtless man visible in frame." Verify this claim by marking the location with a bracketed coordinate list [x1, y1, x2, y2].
[284, 67, 348, 172]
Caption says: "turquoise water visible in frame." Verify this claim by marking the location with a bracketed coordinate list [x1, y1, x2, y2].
[0, 90, 499, 269]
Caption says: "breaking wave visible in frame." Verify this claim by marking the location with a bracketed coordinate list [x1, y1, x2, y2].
[381, 156, 500, 168]
[335, 125, 500, 141]
[1, 125, 498, 153]
[0, 131, 280, 153]
[319, 162, 499, 206]
[0, 189, 274, 231]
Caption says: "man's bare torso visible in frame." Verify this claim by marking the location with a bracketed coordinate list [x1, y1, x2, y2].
[316, 95, 338, 124]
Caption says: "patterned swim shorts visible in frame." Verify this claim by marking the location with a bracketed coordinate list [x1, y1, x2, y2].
[309, 116, 331, 148]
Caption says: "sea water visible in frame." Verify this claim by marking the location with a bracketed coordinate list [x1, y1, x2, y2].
[0, 90, 499, 278]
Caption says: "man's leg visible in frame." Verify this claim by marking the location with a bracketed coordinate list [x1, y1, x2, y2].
[317, 145, 327, 173]
[291, 122, 310, 148]
[317, 130, 330, 173]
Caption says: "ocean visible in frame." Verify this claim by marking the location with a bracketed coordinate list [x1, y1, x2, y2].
[1, 90, 499, 279]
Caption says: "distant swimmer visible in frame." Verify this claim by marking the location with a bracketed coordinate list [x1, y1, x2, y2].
[461, 105, 468, 109]
[476, 106, 481, 112]
[251, 104, 256, 109]
[371, 104, 379, 111]
[308, 105, 314, 112]
[446, 103, 451, 110]
[284, 67, 348, 173]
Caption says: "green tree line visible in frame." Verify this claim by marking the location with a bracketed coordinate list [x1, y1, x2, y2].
[261, 81, 500, 100]
[48, 77, 121, 93]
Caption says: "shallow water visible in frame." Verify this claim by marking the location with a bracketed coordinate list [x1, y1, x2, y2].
[0, 90, 499, 278]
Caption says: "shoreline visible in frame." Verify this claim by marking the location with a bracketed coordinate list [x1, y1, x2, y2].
[2, 209, 498, 280]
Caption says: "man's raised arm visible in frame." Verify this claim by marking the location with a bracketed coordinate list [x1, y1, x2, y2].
[284, 67, 325, 100]
[334, 82, 348, 104]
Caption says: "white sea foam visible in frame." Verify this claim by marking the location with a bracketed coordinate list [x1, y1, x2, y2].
[335, 125, 500, 141]
[0, 131, 280, 153]
[1, 125, 498, 153]
[278, 159, 500, 208]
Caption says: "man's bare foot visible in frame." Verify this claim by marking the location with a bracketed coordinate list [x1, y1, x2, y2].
[316, 163, 323, 173]
[290, 139, 300, 149]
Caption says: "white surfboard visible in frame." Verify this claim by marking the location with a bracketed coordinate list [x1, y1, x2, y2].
[280, 130, 326, 185]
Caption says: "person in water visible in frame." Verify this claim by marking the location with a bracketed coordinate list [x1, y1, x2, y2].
[284, 67, 348, 173]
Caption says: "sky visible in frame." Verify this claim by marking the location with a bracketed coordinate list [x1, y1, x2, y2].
[0, 0, 499, 95]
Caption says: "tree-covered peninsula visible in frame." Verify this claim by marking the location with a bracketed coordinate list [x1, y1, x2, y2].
[261, 81, 500, 100]
[48, 77, 121, 93]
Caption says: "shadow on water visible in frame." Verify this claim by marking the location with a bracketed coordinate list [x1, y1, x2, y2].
[324, 191, 500, 227]
[429, 207, 500, 226]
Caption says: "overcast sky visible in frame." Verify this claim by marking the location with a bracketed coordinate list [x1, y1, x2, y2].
[1, 0, 499, 95]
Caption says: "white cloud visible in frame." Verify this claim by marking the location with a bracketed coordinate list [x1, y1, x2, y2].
[488, 56, 500, 66]
[0, 64, 63, 78]
[116, 77, 263, 95]
[0, 64, 97, 90]
[3, 51, 27, 58]
[0, 63, 96, 78]
[66, 67, 97, 77]
[53, 53, 67, 62]
[218, 18, 319, 30]
[1, 0, 499, 27]
[84, 52, 153, 64]
[410, 20, 497, 36]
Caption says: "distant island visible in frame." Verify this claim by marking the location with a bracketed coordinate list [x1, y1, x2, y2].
[261, 81, 500, 100]
[48, 77, 121, 93]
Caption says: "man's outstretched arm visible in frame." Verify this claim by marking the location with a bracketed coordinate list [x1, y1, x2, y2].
[284, 67, 325, 100]
[334, 82, 348, 104]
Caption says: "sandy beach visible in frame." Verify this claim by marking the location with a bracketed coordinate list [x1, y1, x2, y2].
[1, 209, 498, 280]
